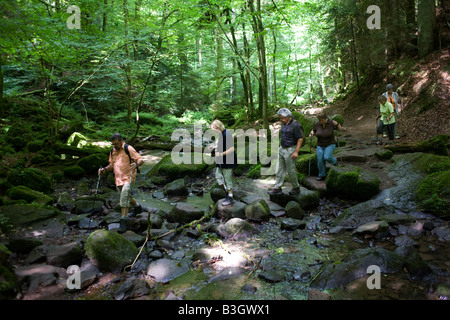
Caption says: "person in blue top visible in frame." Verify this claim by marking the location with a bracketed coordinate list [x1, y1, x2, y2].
[211, 119, 237, 206]
[376, 95, 395, 145]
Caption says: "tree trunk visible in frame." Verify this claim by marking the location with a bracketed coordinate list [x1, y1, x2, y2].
[243, 23, 254, 120]
[0, 52, 4, 116]
[272, 27, 277, 104]
[248, 0, 268, 129]
[350, 18, 360, 91]
[215, 28, 224, 109]
[102, 0, 107, 32]
[418, 0, 437, 58]
[123, 0, 133, 124]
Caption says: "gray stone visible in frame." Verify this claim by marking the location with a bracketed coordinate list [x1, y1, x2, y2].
[46, 242, 83, 268]
[168, 202, 204, 224]
[146, 258, 189, 283]
[285, 201, 304, 220]
[113, 279, 150, 300]
[353, 221, 389, 235]
[379, 214, 416, 225]
[217, 218, 258, 238]
[394, 235, 418, 247]
[244, 199, 270, 222]
[56, 192, 76, 212]
[258, 270, 285, 283]
[215, 200, 246, 220]
[74, 199, 104, 215]
[165, 178, 188, 197]
[279, 218, 306, 231]
[432, 226, 450, 242]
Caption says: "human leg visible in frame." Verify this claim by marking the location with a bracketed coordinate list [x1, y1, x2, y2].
[273, 147, 287, 190]
[323, 144, 337, 166]
[316, 146, 326, 179]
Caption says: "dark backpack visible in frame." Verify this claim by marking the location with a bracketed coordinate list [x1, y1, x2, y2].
[110, 143, 140, 173]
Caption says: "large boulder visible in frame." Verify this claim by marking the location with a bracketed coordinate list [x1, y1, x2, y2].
[310, 247, 404, 290]
[46, 242, 83, 267]
[415, 170, 450, 218]
[168, 202, 205, 224]
[84, 230, 138, 273]
[164, 178, 188, 197]
[7, 168, 52, 194]
[146, 154, 209, 182]
[0, 244, 20, 299]
[217, 217, 258, 238]
[244, 199, 270, 222]
[214, 200, 246, 220]
[76, 153, 109, 175]
[285, 201, 304, 220]
[333, 199, 395, 229]
[0, 204, 63, 227]
[6, 186, 54, 205]
[326, 164, 380, 201]
[296, 153, 318, 176]
[146, 258, 189, 283]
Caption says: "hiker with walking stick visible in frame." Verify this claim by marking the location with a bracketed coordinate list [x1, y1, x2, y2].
[376, 95, 395, 146]
[308, 111, 342, 181]
[98, 133, 144, 233]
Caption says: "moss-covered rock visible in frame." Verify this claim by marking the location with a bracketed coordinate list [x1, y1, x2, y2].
[7, 168, 52, 194]
[0, 244, 20, 300]
[84, 229, 138, 273]
[63, 165, 85, 179]
[76, 153, 109, 175]
[146, 154, 209, 181]
[168, 202, 205, 224]
[296, 153, 318, 176]
[385, 134, 449, 156]
[244, 199, 270, 222]
[6, 186, 54, 205]
[0, 204, 64, 227]
[247, 163, 262, 179]
[326, 165, 380, 200]
[331, 114, 345, 126]
[415, 170, 450, 218]
[375, 149, 393, 161]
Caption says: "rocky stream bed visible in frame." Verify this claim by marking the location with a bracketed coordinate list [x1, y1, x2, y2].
[0, 134, 449, 300]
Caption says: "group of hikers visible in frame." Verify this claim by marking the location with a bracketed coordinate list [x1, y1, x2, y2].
[99, 84, 402, 233]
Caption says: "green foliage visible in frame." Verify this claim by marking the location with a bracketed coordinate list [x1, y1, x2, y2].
[77, 153, 109, 175]
[63, 165, 86, 179]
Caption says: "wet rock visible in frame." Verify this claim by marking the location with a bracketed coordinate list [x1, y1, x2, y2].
[46, 242, 83, 268]
[113, 278, 150, 300]
[24, 245, 48, 265]
[7, 186, 54, 205]
[215, 200, 246, 220]
[431, 226, 450, 241]
[165, 178, 188, 197]
[0, 204, 63, 228]
[122, 230, 146, 247]
[78, 217, 100, 229]
[308, 288, 331, 300]
[379, 214, 417, 225]
[210, 187, 227, 203]
[258, 270, 285, 283]
[146, 258, 189, 283]
[149, 250, 163, 259]
[285, 201, 304, 220]
[241, 283, 257, 294]
[217, 218, 258, 238]
[269, 187, 319, 210]
[84, 229, 138, 273]
[74, 199, 104, 215]
[168, 202, 204, 224]
[15, 264, 66, 293]
[404, 252, 432, 279]
[244, 199, 270, 222]
[7, 236, 43, 254]
[394, 235, 418, 247]
[353, 221, 389, 235]
[279, 218, 306, 231]
[310, 247, 403, 290]
[333, 199, 395, 229]
[0, 244, 20, 299]
[326, 164, 380, 201]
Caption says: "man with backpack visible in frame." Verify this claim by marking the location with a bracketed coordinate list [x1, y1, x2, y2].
[268, 108, 304, 196]
[98, 133, 144, 233]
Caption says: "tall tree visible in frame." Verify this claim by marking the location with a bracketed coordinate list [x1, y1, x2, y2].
[418, 0, 437, 58]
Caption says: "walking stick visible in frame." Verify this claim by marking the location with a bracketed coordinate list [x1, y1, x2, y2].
[308, 137, 312, 177]
[89, 172, 102, 230]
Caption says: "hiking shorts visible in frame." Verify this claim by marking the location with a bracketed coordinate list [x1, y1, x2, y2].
[117, 183, 132, 208]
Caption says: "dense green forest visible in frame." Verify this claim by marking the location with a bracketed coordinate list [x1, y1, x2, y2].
[1, 0, 448, 144]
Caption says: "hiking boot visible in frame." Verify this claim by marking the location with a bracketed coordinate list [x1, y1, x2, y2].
[288, 187, 300, 195]
[128, 203, 142, 218]
[118, 218, 127, 233]
[268, 188, 282, 195]
[222, 195, 234, 206]
[316, 176, 326, 181]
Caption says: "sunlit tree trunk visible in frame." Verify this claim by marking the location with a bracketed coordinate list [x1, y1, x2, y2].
[418, 0, 437, 58]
